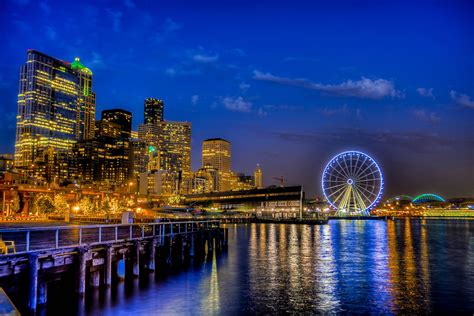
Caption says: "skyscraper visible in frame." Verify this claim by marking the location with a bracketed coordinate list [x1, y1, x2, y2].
[202, 138, 231, 191]
[101, 109, 132, 139]
[144, 98, 164, 124]
[72, 109, 133, 186]
[158, 121, 191, 194]
[254, 164, 263, 188]
[138, 123, 160, 149]
[71, 57, 96, 140]
[14, 50, 96, 180]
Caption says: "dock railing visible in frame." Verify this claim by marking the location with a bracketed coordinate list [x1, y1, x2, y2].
[0, 220, 220, 255]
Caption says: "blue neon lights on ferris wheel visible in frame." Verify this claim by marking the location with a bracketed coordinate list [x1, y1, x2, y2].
[321, 150, 384, 213]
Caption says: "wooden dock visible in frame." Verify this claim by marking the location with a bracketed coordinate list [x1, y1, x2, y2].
[0, 220, 227, 313]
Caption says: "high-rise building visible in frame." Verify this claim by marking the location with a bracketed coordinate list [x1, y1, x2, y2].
[14, 50, 96, 180]
[71, 57, 96, 141]
[101, 109, 132, 139]
[254, 164, 263, 188]
[202, 138, 231, 191]
[72, 109, 133, 186]
[130, 139, 148, 179]
[158, 121, 191, 194]
[95, 120, 121, 139]
[138, 123, 160, 149]
[144, 98, 164, 124]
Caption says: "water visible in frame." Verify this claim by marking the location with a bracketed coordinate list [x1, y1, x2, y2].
[50, 219, 474, 314]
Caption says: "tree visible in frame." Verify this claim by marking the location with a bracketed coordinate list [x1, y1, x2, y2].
[32, 194, 55, 215]
[79, 197, 95, 215]
[53, 193, 69, 214]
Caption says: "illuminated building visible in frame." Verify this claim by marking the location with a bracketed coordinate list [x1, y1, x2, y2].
[101, 109, 132, 139]
[72, 137, 131, 186]
[71, 57, 96, 141]
[0, 154, 14, 172]
[138, 123, 160, 149]
[202, 138, 231, 191]
[72, 110, 132, 186]
[14, 50, 96, 180]
[130, 140, 149, 178]
[254, 164, 263, 188]
[131, 130, 138, 140]
[230, 172, 254, 191]
[185, 185, 304, 216]
[158, 121, 192, 194]
[144, 98, 164, 124]
[71, 139, 106, 183]
[95, 120, 121, 138]
[192, 164, 218, 193]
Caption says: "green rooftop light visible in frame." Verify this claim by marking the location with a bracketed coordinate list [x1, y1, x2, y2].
[71, 57, 85, 70]
[71, 57, 93, 75]
[148, 145, 156, 153]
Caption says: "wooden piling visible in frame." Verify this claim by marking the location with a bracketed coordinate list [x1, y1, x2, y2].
[105, 246, 113, 286]
[148, 240, 156, 271]
[167, 236, 173, 266]
[28, 254, 39, 311]
[133, 242, 140, 277]
[90, 270, 100, 287]
[38, 283, 47, 305]
[189, 235, 195, 257]
[207, 233, 213, 252]
[78, 248, 87, 295]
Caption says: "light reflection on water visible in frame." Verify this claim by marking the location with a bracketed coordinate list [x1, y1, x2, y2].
[50, 219, 474, 315]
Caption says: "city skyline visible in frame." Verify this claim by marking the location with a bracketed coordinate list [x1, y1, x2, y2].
[1, 0, 473, 197]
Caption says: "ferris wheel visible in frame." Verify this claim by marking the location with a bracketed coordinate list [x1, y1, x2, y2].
[321, 151, 384, 216]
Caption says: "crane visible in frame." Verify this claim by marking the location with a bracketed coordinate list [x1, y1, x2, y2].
[272, 176, 287, 187]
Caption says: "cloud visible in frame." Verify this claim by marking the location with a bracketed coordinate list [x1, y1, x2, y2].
[230, 48, 246, 57]
[221, 96, 252, 112]
[13, 20, 31, 33]
[239, 82, 250, 92]
[412, 109, 440, 124]
[107, 10, 123, 32]
[124, 0, 135, 8]
[90, 52, 104, 68]
[192, 53, 219, 63]
[273, 128, 466, 154]
[164, 66, 201, 76]
[257, 108, 268, 117]
[191, 95, 199, 105]
[450, 90, 474, 109]
[155, 18, 182, 43]
[45, 26, 56, 40]
[253, 70, 402, 99]
[263, 104, 302, 111]
[320, 104, 349, 117]
[165, 68, 177, 76]
[164, 18, 182, 33]
[40, 2, 50, 15]
[416, 87, 434, 98]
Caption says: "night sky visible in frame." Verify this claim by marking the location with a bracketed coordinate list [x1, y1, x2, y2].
[1, 0, 473, 198]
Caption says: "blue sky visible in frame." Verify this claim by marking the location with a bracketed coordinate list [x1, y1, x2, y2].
[1, 0, 473, 197]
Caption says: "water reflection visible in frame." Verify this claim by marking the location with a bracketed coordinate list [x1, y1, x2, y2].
[200, 240, 220, 314]
[42, 220, 474, 314]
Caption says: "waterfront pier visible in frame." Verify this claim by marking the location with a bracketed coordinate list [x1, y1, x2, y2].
[0, 220, 227, 312]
